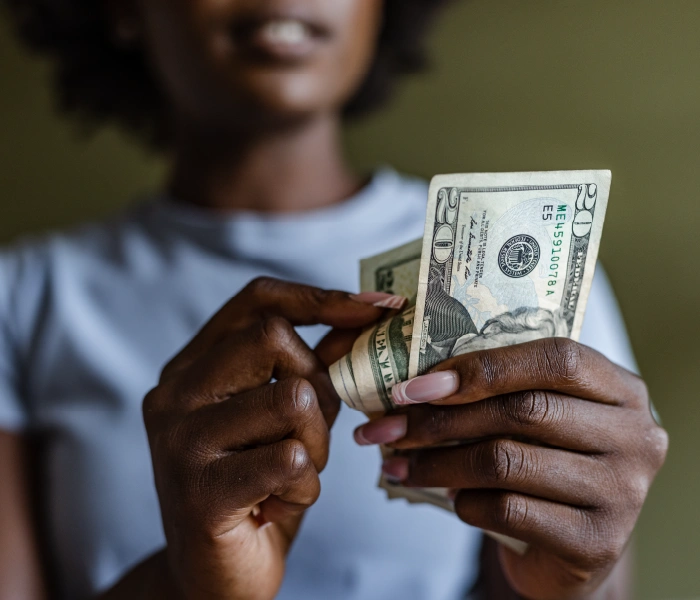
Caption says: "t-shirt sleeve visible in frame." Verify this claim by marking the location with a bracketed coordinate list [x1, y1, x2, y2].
[0, 254, 28, 431]
[579, 265, 638, 374]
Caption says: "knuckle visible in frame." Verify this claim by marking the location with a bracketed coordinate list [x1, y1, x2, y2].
[606, 462, 649, 515]
[493, 492, 530, 531]
[526, 504, 627, 574]
[573, 506, 628, 571]
[598, 539, 625, 570]
[627, 476, 650, 512]
[634, 376, 650, 403]
[163, 444, 211, 511]
[620, 373, 651, 410]
[276, 439, 313, 481]
[474, 351, 504, 391]
[648, 425, 669, 470]
[143, 388, 184, 450]
[305, 285, 332, 307]
[142, 387, 162, 425]
[480, 439, 524, 485]
[296, 473, 322, 507]
[275, 378, 319, 420]
[545, 337, 584, 383]
[187, 464, 227, 524]
[168, 421, 211, 473]
[181, 412, 225, 460]
[173, 455, 203, 497]
[260, 315, 295, 347]
[158, 357, 181, 382]
[589, 527, 626, 570]
[506, 390, 553, 428]
[245, 276, 280, 299]
[292, 286, 339, 323]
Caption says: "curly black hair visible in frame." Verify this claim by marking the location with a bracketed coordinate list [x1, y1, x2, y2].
[3, 0, 452, 148]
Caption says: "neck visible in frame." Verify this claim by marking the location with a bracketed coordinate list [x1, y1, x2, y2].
[168, 114, 362, 213]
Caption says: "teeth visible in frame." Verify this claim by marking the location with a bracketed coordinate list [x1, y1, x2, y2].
[260, 20, 310, 45]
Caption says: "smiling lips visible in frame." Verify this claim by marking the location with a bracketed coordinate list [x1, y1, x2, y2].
[259, 20, 310, 46]
[234, 17, 329, 63]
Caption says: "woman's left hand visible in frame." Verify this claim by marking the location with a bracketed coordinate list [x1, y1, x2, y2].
[353, 338, 668, 600]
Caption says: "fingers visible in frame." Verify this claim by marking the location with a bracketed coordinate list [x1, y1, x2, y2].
[146, 377, 330, 543]
[383, 391, 622, 453]
[389, 439, 607, 507]
[165, 317, 339, 422]
[453, 489, 625, 571]
[189, 379, 330, 471]
[199, 439, 321, 536]
[232, 278, 395, 328]
[176, 278, 390, 366]
[186, 317, 322, 395]
[144, 277, 395, 574]
[415, 338, 648, 408]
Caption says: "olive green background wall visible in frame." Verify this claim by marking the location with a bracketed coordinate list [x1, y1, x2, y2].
[1, 1, 698, 597]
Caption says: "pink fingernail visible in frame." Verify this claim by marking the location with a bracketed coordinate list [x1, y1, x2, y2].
[350, 292, 407, 310]
[382, 456, 409, 483]
[392, 371, 460, 405]
[354, 414, 407, 446]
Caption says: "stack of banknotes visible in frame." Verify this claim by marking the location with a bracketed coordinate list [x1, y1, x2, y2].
[330, 170, 612, 554]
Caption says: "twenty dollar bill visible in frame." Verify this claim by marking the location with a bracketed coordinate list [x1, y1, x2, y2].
[329, 171, 611, 555]
[410, 170, 611, 377]
[330, 170, 611, 411]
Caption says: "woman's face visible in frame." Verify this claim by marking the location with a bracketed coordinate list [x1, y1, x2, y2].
[132, 0, 383, 131]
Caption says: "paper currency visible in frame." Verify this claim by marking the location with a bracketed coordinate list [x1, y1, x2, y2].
[330, 240, 422, 412]
[410, 170, 611, 378]
[329, 171, 612, 554]
[338, 236, 533, 555]
[331, 170, 611, 411]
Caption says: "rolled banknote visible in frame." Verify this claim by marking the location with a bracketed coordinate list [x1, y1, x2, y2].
[329, 170, 612, 555]
[329, 239, 422, 412]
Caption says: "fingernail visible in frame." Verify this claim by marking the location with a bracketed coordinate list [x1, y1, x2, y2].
[447, 488, 459, 501]
[382, 456, 409, 483]
[259, 521, 273, 532]
[392, 371, 460, 405]
[350, 292, 407, 310]
[354, 414, 408, 446]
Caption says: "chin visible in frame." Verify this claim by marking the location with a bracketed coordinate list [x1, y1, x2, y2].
[229, 69, 344, 122]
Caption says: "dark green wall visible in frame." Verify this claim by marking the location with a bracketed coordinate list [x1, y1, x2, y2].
[2, 1, 699, 597]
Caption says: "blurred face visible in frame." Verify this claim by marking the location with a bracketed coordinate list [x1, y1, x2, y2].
[132, 0, 383, 131]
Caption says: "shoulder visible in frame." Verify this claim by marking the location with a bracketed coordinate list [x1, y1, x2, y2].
[0, 202, 158, 335]
[1, 200, 159, 276]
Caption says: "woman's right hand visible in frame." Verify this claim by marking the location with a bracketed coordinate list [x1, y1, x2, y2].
[142, 277, 385, 600]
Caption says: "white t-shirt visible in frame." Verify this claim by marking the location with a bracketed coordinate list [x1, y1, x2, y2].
[0, 168, 637, 599]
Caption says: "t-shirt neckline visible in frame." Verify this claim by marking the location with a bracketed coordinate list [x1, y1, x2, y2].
[148, 166, 399, 229]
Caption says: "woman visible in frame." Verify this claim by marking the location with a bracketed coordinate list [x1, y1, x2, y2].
[0, 1, 667, 599]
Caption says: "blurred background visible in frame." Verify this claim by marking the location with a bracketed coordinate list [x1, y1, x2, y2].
[1, 0, 698, 597]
